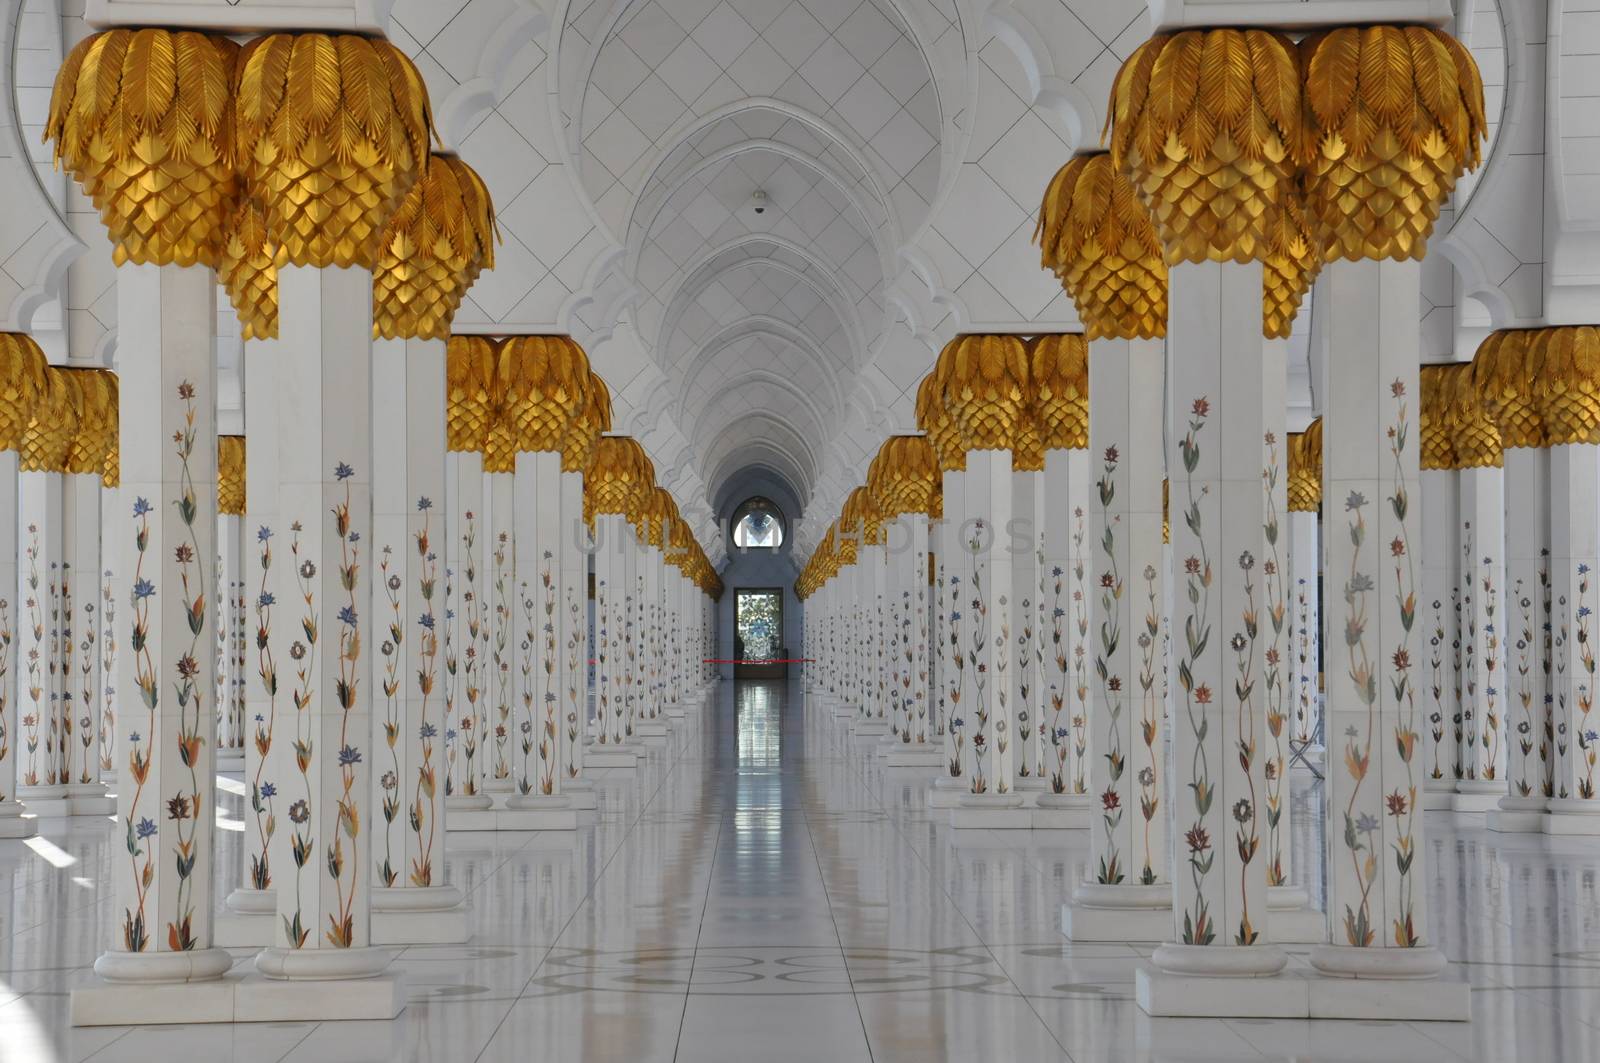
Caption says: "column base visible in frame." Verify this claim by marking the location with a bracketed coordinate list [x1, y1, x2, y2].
[216, 887, 278, 947]
[1139, 942, 1297, 1020]
[1266, 886, 1325, 943]
[73, 948, 237, 1026]
[372, 885, 470, 944]
[585, 744, 643, 769]
[927, 776, 965, 809]
[1451, 780, 1503, 813]
[234, 973, 406, 1022]
[450, 805, 578, 831]
[1486, 795, 1548, 832]
[1062, 883, 1172, 942]
[0, 802, 37, 838]
[851, 717, 889, 738]
[66, 783, 116, 817]
[446, 793, 495, 815]
[1422, 781, 1457, 811]
[882, 743, 943, 768]
[562, 780, 598, 810]
[1032, 792, 1092, 829]
[1306, 946, 1469, 1020]
[216, 747, 246, 772]
[636, 719, 669, 738]
[1013, 776, 1049, 801]
[830, 703, 855, 720]
[14, 785, 70, 818]
[1544, 798, 1600, 834]
[949, 793, 1030, 829]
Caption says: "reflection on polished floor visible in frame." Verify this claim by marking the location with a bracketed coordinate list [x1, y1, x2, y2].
[3, 678, 1600, 1062]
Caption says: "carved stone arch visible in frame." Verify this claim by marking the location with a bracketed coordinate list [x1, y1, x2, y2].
[655, 234, 870, 362]
[427, 2, 552, 151]
[980, 0, 1103, 152]
[674, 319, 847, 428]
[1, 0, 84, 332]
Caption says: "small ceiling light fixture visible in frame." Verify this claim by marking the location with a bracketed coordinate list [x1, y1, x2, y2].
[751, 189, 767, 215]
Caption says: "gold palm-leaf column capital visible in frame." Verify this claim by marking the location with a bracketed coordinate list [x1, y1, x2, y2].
[501, 335, 588, 456]
[218, 435, 247, 516]
[915, 373, 966, 473]
[220, 197, 278, 340]
[235, 32, 434, 270]
[1473, 330, 1544, 449]
[1034, 153, 1167, 340]
[1299, 25, 1488, 262]
[585, 435, 652, 519]
[22, 367, 83, 473]
[0, 333, 51, 453]
[1029, 333, 1089, 451]
[64, 369, 117, 477]
[1419, 364, 1459, 470]
[1446, 361, 1502, 469]
[882, 435, 938, 518]
[564, 371, 612, 475]
[639, 487, 675, 549]
[46, 28, 240, 268]
[446, 335, 500, 455]
[866, 443, 894, 522]
[1108, 28, 1301, 267]
[1287, 417, 1322, 512]
[1014, 399, 1045, 473]
[1263, 195, 1323, 339]
[938, 334, 1030, 454]
[1527, 326, 1600, 447]
[373, 153, 498, 341]
[837, 493, 865, 566]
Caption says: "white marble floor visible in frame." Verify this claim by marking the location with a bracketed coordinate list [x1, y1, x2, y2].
[2, 678, 1600, 1061]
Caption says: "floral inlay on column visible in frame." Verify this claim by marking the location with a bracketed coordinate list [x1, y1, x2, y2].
[250, 526, 277, 891]
[410, 498, 440, 884]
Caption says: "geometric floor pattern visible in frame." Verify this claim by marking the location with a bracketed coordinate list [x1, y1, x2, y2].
[2, 679, 1599, 1061]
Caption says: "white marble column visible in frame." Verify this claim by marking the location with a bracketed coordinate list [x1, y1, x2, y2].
[1310, 257, 1459, 1010]
[87, 262, 231, 993]
[215, 509, 245, 770]
[1547, 441, 1600, 832]
[1456, 457, 1507, 810]
[1063, 336, 1170, 940]
[254, 264, 392, 991]
[1493, 442, 1551, 830]
[98, 476, 120, 791]
[1036, 445, 1092, 826]
[444, 451, 490, 813]
[1145, 262, 1286, 987]
[219, 340, 281, 944]
[485, 469, 516, 797]
[949, 447, 1020, 823]
[1419, 431, 1461, 809]
[0, 442, 33, 838]
[932, 467, 968, 806]
[1287, 507, 1321, 753]
[560, 466, 594, 803]
[590, 510, 642, 766]
[507, 446, 575, 826]
[64, 465, 112, 813]
[15, 386, 71, 816]
[635, 524, 667, 738]
[1012, 464, 1045, 795]
[370, 335, 468, 936]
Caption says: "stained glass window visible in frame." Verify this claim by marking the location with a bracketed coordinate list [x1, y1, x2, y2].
[735, 590, 782, 662]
